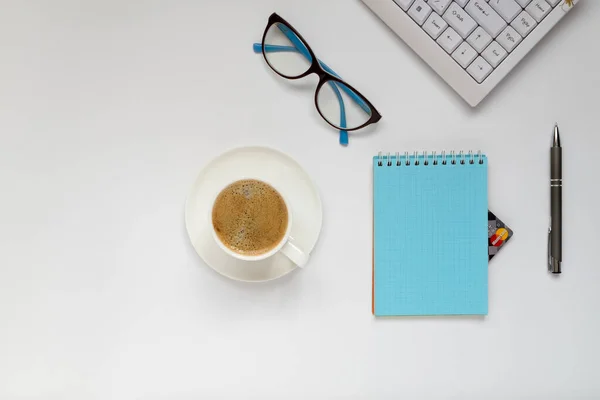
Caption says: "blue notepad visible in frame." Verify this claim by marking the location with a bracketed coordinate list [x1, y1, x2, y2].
[372, 152, 488, 316]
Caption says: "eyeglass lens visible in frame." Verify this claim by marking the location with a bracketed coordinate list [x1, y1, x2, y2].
[317, 81, 373, 130]
[263, 23, 313, 78]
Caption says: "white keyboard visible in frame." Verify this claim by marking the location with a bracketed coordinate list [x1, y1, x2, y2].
[361, 0, 579, 106]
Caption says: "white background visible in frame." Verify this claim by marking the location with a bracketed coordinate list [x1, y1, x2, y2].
[1, 0, 599, 398]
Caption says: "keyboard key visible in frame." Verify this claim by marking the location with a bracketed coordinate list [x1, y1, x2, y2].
[497, 26, 522, 52]
[511, 10, 537, 36]
[443, 2, 478, 38]
[423, 12, 449, 39]
[465, 0, 508, 37]
[490, 0, 522, 22]
[393, 0, 416, 11]
[467, 26, 493, 53]
[452, 42, 478, 68]
[454, 0, 469, 6]
[546, 0, 561, 6]
[481, 40, 508, 67]
[428, 0, 452, 14]
[516, 0, 532, 6]
[408, 0, 433, 25]
[436, 26, 463, 53]
[467, 56, 493, 82]
[526, 0, 552, 22]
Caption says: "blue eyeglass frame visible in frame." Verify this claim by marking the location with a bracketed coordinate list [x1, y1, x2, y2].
[253, 13, 381, 145]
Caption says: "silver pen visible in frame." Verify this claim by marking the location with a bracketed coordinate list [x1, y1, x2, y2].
[548, 124, 562, 274]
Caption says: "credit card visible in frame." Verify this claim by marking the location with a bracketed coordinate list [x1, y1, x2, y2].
[488, 210, 513, 261]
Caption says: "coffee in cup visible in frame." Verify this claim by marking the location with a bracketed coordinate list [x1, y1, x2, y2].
[211, 179, 289, 257]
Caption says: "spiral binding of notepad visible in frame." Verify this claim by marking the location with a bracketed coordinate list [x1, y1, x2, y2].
[376, 150, 484, 167]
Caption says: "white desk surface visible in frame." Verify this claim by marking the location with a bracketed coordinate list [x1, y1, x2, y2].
[1, 1, 599, 398]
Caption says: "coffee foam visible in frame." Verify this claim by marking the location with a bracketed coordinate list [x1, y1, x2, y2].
[212, 179, 289, 256]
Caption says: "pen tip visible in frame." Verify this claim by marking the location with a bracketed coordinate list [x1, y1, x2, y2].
[553, 124, 561, 147]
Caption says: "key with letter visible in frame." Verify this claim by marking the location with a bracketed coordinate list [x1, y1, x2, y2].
[526, 0, 552, 22]
[423, 12, 449, 39]
[443, 2, 478, 39]
[481, 40, 508, 67]
[511, 10, 537, 36]
[496, 25, 522, 52]
[465, 0, 508, 38]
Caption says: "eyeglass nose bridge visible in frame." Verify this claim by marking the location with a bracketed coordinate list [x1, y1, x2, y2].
[310, 68, 331, 85]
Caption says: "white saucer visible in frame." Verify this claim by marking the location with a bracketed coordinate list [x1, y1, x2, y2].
[185, 147, 323, 282]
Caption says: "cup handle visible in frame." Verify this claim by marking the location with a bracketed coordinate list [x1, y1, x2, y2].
[280, 236, 309, 268]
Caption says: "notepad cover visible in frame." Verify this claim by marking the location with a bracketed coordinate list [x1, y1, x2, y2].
[373, 154, 488, 316]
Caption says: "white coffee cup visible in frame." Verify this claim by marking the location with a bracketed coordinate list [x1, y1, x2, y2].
[209, 179, 309, 267]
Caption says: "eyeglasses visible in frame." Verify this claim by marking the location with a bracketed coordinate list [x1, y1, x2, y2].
[253, 13, 381, 145]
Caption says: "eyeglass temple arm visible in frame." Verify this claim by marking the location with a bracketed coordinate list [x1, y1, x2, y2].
[252, 43, 371, 115]
[328, 80, 348, 145]
[253, 43, 349, 145]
